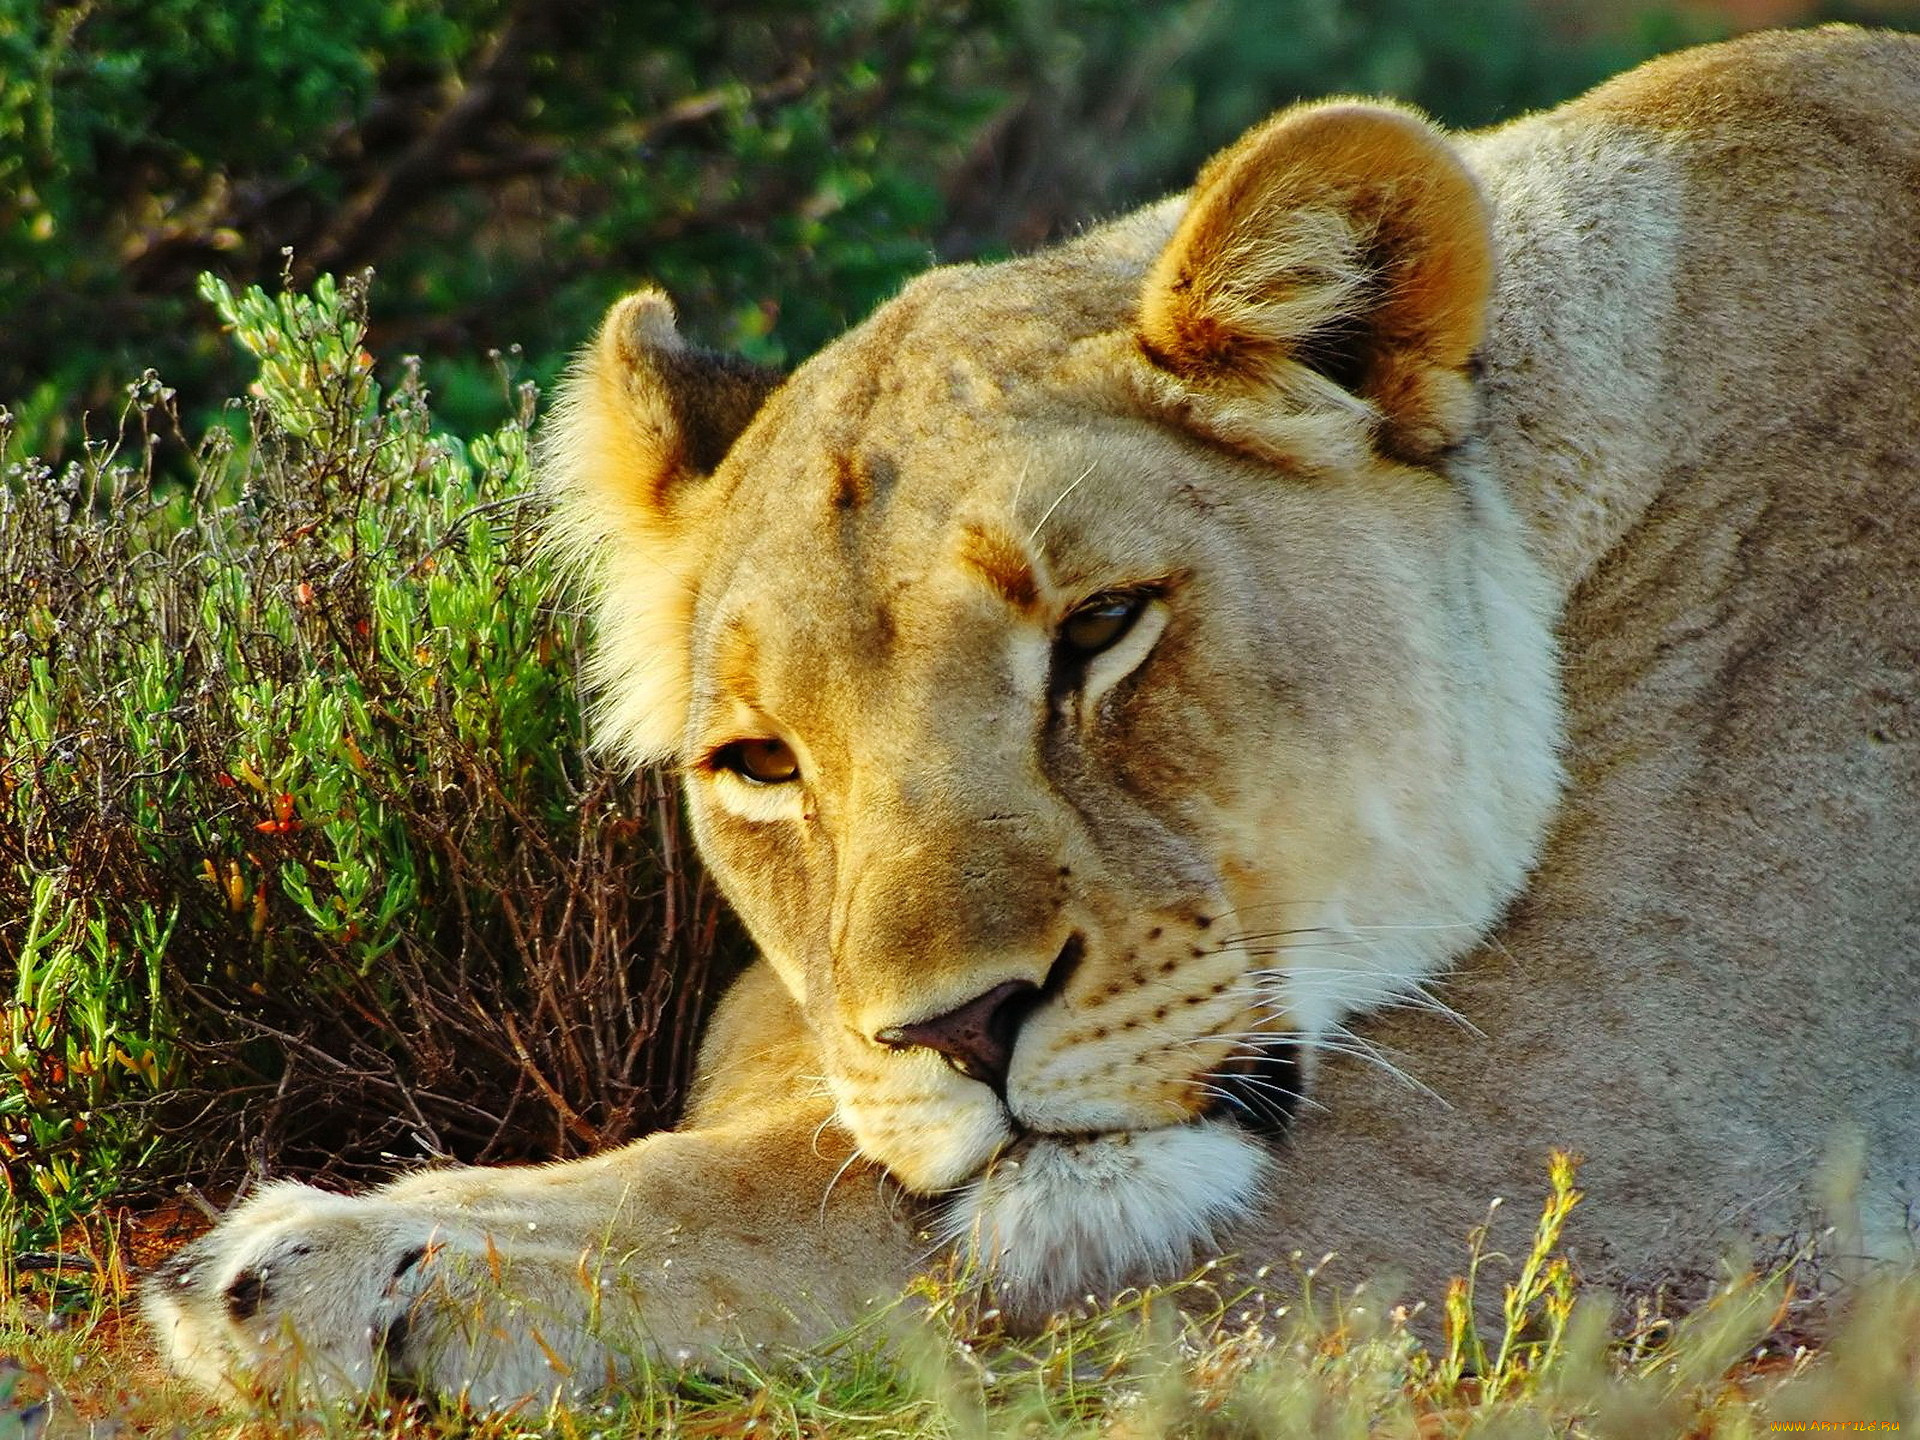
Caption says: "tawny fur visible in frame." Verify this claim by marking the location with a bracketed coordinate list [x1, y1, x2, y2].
[148, 27, 1920, 1411]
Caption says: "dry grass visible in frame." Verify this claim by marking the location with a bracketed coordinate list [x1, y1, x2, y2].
[4, 1163, 1915, 1438]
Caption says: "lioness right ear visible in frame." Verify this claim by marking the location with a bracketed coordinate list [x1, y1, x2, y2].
[545, 289, 783, 765]
[1134, 101, 1492, 469]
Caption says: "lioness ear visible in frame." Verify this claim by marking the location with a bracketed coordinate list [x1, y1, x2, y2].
[545, 289, 782, 765]
[1135, 101, 1491, 467]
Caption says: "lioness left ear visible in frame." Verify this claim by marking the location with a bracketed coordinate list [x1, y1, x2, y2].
[545, 290, 783, 765]
[1135, 101, 1491, 467]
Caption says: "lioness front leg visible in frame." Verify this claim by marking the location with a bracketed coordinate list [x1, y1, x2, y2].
[145, 966, 923, 1412]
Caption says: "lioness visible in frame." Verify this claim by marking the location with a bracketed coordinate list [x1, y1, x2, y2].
[147, 26, 1919, 1411]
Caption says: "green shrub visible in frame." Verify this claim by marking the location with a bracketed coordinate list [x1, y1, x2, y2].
[0, 272, 739, 1244]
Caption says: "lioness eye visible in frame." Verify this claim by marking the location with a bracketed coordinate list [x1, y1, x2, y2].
[1059, 592, 1144, 659]
[713, 738, 800, 785]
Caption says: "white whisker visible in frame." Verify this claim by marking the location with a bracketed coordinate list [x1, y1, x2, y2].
[1027, 460, 1097, 542]
[817, 1147, 864, 1227]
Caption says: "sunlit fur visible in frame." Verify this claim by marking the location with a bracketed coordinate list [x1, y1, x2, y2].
[149, 28, 1920, 1412]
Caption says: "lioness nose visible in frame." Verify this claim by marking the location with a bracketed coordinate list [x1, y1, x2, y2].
[874, 979, 1041, 1092]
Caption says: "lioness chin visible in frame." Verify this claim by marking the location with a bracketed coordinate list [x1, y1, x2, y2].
[146, 25, 1919, 1413]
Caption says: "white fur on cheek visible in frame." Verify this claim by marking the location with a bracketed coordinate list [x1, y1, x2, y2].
[946, 1120, 1267, 1309]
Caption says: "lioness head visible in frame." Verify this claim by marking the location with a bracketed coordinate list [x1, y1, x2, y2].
[549, 101, 1564, 1307]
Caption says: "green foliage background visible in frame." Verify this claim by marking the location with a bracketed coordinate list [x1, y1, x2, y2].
[3, 0, 1914, 1241]
[1, 0, 1734, 458]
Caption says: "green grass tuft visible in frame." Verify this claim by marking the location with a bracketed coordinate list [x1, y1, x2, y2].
[3, 1156, 1914, 1435]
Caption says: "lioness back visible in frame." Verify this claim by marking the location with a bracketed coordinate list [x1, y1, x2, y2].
[145, 26, 1918, 1410]
[1244, 24, 1920, 1296]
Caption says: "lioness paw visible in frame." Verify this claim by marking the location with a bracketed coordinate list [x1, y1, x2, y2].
[143, 1180, 608, 1412]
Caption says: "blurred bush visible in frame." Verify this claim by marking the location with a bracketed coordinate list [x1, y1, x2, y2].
[0, 0, 1754, 460]
[2, 0, 1033, 456]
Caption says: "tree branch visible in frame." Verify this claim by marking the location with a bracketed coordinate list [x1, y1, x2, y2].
[300, 2, 550, 278]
